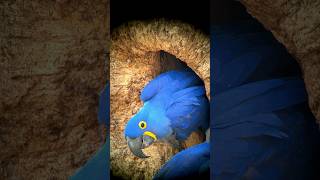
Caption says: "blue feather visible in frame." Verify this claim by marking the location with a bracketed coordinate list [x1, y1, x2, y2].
[140, 69, 203, 102]
[125, 67, 209, 141]
[153, 142, 210, 179]
[215, 78, 307, 123]
[70, 138, 109, 180]
[166, 86, 209, 140]
[211, 20, 320, 180]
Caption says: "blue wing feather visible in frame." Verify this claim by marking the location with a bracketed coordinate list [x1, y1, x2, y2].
[166, 86, 209, 140]
[153, 142, 210, 179]
[215, 78, 307, 123]
[140, 68, 203, 102]
[213, 20, 301, 94]
[70, 140, 109, 180]
[212, 19, 320, 180]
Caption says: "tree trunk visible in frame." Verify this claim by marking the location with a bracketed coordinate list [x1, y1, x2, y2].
[0, 0, 109, 179]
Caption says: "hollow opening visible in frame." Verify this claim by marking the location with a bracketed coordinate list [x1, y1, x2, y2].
[157, 50, 188, 73]
[155, 50, 208, 101]
[110, 20, 210, 179]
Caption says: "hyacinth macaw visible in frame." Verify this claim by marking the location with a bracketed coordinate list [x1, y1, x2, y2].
[211, 20, 320, 179]
[70, 84, 110, 180]
[154, 19, 320, 179]
[124, 68, 209, 158]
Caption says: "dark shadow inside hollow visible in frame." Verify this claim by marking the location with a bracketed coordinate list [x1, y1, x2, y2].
[158, 50, 189, 73]
[157, 51, 207, 99]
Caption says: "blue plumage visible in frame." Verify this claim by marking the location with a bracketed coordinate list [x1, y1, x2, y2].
[153, 142, 210, 179]
[211, 20, 320, 180]
[70, 139, 109, 180]
[124, 68, 209, 147]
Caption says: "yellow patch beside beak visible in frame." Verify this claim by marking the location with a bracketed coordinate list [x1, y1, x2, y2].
[143, 131, 157, 140]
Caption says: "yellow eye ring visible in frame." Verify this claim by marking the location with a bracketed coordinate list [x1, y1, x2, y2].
[138, 121, 147, 129]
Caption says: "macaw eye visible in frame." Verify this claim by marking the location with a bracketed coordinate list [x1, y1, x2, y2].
[138, 121, 147, 129]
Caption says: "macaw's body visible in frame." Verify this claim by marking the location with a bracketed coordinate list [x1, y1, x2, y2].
[70, 84, 110, 180]
[124, 68, 209, 158]
[70, 140, 108, 180]
[154, 141, 210, 179]
[211, 20, 320, 180]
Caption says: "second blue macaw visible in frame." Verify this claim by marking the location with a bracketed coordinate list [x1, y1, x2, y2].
[124, 68, 210, 158]
[211, 20, 320, 180]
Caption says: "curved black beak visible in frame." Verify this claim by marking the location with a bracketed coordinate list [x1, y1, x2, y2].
[126, 135, 155, 158]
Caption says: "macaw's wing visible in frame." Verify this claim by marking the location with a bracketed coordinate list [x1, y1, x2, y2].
[212, 78, 320, 180]
[214, 78, 307, 124]
[98, 83, 110, 126]
[153, 142, 210, 180]
[212, 19, 320, 180]
[211, 19, 267, 37]
[70, 140, 109, 180]
[140, 69, 203, 102]
[212, 20, 301, 95]
[166, 86, 209, 140]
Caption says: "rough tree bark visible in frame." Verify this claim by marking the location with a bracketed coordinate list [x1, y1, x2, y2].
[0, 0, 109, 179]
[239, 0, 320, 123]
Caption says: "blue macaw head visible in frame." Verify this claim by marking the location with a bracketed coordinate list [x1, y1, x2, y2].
[124, 102, 172, 158]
